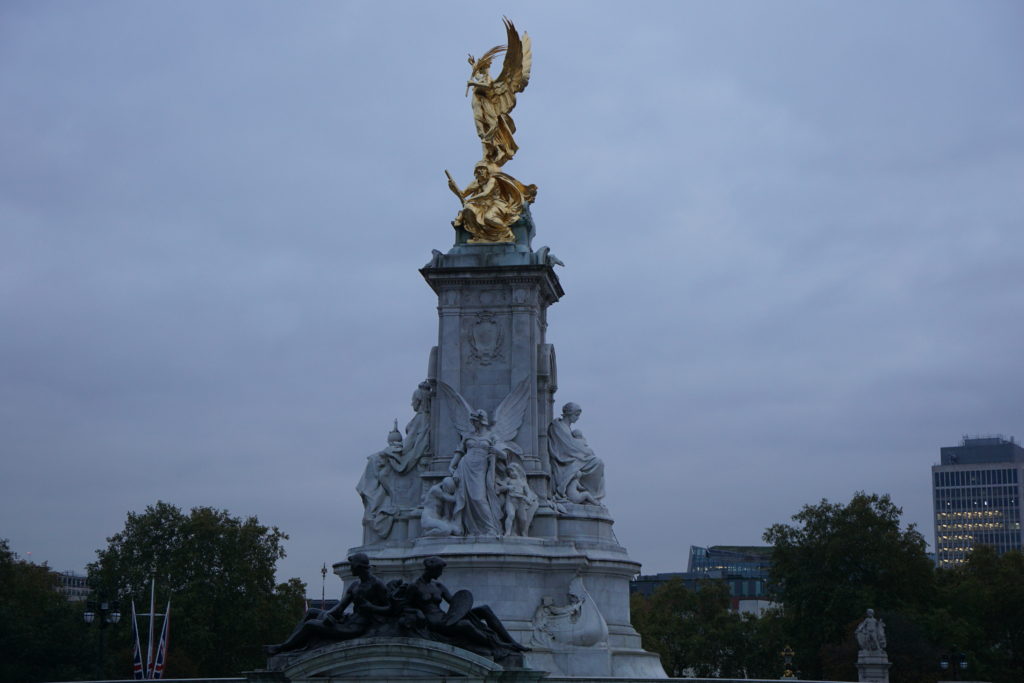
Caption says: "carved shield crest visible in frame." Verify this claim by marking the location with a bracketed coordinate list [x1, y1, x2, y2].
[468, 312, 504, 365]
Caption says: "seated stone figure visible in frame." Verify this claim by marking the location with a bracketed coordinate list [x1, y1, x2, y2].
[264, 553, 389, 655]
[547, 402, 605, 504]
[421, 476, 460, 536]
[407, 556, 528, 658]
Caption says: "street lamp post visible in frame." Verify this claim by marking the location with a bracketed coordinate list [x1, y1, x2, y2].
[939, 652, 968, 681]
[83, 599, 121, 679]
[780, 645, 797, 679]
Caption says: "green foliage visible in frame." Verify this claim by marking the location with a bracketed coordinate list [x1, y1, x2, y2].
[89, 501, 306, 677]
[0, 539, 92, 683]
[763, 492, 935, 679]
[634, 492, 1024, 683]
[935, 546, 1024, 683]
[630, 578, 780, 678]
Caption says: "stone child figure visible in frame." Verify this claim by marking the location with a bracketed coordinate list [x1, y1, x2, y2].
[855, 609, 887, 652]
[265, 553, 389, 655]
[497, 462, 538, 536]
[408, 556, 528, 656]
[547, 402, 605, 504]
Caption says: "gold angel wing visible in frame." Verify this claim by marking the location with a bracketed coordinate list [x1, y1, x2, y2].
[495, 18, 531, 97]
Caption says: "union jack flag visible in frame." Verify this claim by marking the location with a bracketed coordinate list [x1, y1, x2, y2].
[150, 602, 170, 679]
[130, 601, 145, 679]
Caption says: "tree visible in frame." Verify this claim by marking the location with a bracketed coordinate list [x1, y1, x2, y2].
[88, 502, 306, 678]
[763, 492, 936, 680]
[631, 578, 761, 678]
[0, 539, 92, 683]
[935, 546, 1024, 683]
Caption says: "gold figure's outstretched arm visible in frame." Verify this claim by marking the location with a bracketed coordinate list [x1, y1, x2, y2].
[445, 170, 463, 200]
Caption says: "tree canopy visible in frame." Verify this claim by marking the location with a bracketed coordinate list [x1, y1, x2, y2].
[630, 578, 782, 678]
[88, 501, 305, 677]
[935, 545, 1024, 680]
[0, 539, 92, 683]
[764, 492, 934, 652]
[632, 491, 1024, 683]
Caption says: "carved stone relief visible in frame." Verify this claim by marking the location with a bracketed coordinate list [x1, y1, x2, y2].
[530, 574, 608, 648]
[467, 311, 504, 365]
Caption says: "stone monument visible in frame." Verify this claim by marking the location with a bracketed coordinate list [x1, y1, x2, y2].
[260, 19, 665, 680]
[855, 609, 890, 683]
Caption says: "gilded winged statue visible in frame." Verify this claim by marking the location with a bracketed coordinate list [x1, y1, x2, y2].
[445, 19, 536, 244]
[467, 18, 532, 166]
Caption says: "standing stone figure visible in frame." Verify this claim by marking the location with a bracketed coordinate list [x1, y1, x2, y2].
[547, 403, 605, 504]
[265, 553, 389, 655]
[855, 609, 887, 652]
[437, 380, 531, 536]
[855, 608, 891, 683]
[497, 462, 538, 536]
[448, 409, 506, 535]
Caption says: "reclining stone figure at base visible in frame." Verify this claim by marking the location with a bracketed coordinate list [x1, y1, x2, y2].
[264, 552, 388, 655]
[264, 554, 528, 664]
[408, 556, 528, 660]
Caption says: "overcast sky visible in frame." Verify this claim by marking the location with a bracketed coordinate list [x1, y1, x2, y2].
[2, 1, 1022, 595]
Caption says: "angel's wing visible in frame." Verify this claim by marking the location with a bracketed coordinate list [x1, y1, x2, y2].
[490, 378, 531, 444]
[493, 18, 532, 106]
[437, 381, 474, 440]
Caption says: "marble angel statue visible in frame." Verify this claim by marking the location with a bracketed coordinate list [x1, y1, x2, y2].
[437, 379, 531, 535]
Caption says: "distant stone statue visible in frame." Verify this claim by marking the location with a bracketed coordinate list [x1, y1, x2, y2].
[421, 476, 460, 537]
[265, 553, 388, 655]
[548, 403, 605, 505]
[855, 609, 887, 652]
[497, 462, 538, 536]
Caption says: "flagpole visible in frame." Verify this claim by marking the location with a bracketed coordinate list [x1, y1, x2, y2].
[131, 600, 145, 680]
[146, 576, 156, 678]
[152, 600, 170, 679]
